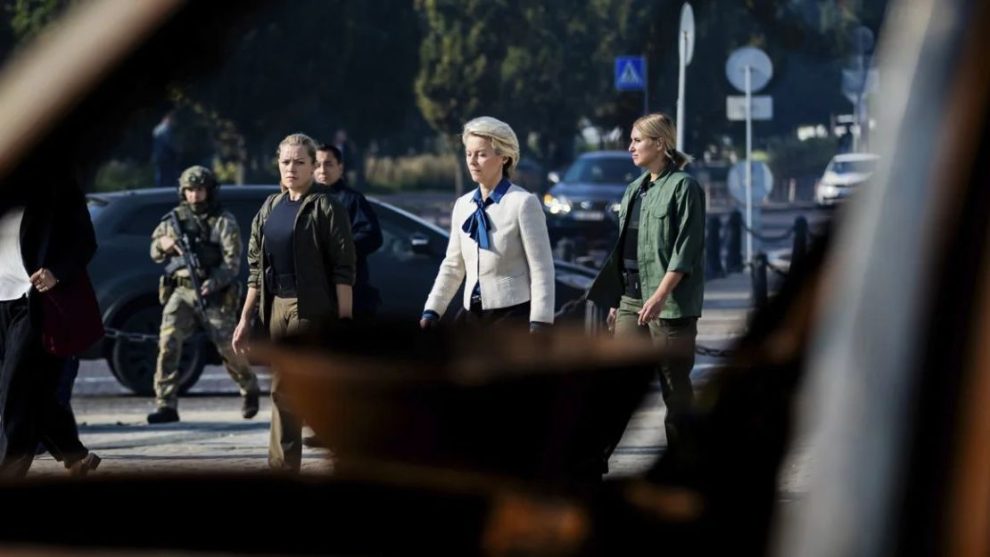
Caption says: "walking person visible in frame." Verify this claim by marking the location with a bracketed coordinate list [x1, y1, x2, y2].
[0, 181, 101, 477]
[147, 166, 260, 424]
[420, 116, 554, 331]
[587, 113, 705, 471]
[232, 133, 355, 472]
[315, 143, 383, 319]
[152, 110, 179, 189]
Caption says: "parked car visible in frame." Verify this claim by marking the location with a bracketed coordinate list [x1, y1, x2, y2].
[85, 186, 596, 394]
[541, 151, 641, 248]
[814, 152, 880, 206]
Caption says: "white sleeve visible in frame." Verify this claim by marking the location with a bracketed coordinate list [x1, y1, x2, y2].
[423, 202, 466, 315]
[517, 194, 555, 323]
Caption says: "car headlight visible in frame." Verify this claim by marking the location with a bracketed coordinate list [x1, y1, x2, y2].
[555, 271, 594, 291]
[818, 183, 837, 196]
[543, 194, 572, 215]
[609, 202, 621, 214]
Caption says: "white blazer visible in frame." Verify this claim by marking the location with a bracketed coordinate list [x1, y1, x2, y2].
[424, 183, 555, 324]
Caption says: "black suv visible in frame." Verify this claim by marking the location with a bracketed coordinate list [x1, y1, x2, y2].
[86, 186, 596, 394]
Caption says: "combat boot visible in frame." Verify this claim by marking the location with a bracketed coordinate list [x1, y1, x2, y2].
[242, 392, 259, 419]
[147, 407, 179, 424]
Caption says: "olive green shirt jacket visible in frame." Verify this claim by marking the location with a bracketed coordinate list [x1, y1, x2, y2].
[247, 186, 356, 326]
[587, 169, 706, 318]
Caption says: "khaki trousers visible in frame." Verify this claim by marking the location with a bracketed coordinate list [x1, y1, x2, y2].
[613, 295, 698, 455]
[267, 296, 310, 471]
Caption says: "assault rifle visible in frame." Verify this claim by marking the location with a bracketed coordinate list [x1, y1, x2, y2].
[167, 211, 207, 313]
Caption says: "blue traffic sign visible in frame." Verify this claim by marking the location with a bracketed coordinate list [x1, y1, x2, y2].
[614, 56, 646, 91]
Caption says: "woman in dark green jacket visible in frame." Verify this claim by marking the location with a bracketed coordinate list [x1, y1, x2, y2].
[587, 112, 705, 468]
[232, 132, 356, 472]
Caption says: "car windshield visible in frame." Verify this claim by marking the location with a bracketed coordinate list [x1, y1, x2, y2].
[830, 159, 877, 174]
[563, 157, 640, 184]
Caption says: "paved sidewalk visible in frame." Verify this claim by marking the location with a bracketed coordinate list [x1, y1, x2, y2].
[28, 272, 755, 479]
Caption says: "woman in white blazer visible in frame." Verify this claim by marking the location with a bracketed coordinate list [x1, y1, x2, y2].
[420, 116, 555, 331]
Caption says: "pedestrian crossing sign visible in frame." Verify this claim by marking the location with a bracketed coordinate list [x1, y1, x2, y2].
[615, 56, 646, 91]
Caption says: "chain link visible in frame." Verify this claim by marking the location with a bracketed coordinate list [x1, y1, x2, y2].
[740, 222, 796, 242]
[695, 344, 734, 358]
[766, 261, 790, 278]
[104, 327, 159, 344]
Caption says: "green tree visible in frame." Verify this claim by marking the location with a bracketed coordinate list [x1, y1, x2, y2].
[175, 0, 422, 183]
[4, 0, 71, 42]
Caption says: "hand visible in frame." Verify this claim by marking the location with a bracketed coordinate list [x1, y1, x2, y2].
[159, 236, 182, 255]
[419, 317, 437, 330]
[200, 279, 215, 297]
[232, 318, 251, 355]
[606, 307, 617, 333]
[30, 268, 58, 292]
[637, 294, 665, 327]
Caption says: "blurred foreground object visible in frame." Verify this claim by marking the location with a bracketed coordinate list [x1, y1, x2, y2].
[259, 321, 658, 484]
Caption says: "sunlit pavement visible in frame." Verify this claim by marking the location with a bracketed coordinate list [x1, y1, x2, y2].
[31, 272, 759, 482]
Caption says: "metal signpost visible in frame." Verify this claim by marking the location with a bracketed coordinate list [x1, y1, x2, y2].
[676, 3, 695, 150]
[842, 25, 877, 152]
[726, 46, 773, 263]
[615, 55, 648, 114]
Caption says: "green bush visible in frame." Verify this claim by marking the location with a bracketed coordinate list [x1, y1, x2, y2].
[92, 160, 155, 192]
[364, 153, 458, 193]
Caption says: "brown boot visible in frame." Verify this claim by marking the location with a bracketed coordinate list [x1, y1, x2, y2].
[66, 453, 101, 477]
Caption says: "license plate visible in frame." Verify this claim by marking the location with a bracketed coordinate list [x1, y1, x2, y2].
[572, 210, 605, 221]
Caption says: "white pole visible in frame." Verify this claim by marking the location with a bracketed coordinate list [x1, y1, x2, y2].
[676, 31, 687, 150]
[745, 65, 753, 264]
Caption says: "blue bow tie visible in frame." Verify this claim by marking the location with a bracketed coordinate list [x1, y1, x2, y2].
[462, 194, 494, 250]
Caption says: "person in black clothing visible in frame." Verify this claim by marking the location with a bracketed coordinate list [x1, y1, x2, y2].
[314, 143, 383, 319]
[0, 182, 100, 477]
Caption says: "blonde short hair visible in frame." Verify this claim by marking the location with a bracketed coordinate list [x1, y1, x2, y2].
[632, 113, 692, 170]
[462, 116, 520, 177]
[276, 132, 317, 163]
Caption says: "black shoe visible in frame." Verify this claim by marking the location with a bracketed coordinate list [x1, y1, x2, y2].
[147, 407, 179, 424]
[242, 392, 259, 419]
[302, 434, 325, 449]
[66, 452, 101, 477]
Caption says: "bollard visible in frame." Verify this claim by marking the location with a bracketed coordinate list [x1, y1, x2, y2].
[726, 210, 744, 273]
[751, 252, 768, 308]
[706, 215, 725, 279]
[584, 299, 603, 335]
[791, 216, 808, 273]
[555, 237, 575, 262]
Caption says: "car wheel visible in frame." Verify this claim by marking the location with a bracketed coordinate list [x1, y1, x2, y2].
[109, 302, 206, 396]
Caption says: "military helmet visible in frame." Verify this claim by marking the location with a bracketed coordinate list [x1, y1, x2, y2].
[177, 165, 219, 203]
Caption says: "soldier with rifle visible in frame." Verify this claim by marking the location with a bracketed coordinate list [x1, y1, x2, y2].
[147, 166, 259, 424]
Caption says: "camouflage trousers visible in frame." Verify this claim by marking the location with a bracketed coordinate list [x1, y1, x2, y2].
[154, 285, 258, 410]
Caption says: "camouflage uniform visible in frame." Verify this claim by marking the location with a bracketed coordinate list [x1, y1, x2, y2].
[149, 166, 258, 418]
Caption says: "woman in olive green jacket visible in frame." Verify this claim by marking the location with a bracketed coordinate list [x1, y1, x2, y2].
[232, 132, 356, 472]
[587, 113, 705, 468]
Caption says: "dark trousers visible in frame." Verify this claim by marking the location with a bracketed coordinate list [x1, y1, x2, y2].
[612, 295, 698, 459]
[0, 297, 87, 477]
[454, 301, 531, 328]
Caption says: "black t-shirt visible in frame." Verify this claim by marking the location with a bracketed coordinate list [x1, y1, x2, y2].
[263, 197, 302, 284]
[621, 176, 653, 273]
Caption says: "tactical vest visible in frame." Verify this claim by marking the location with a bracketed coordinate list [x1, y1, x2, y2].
[164, 205, 224, 278]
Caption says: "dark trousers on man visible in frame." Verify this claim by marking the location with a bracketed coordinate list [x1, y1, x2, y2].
[0, 297, 87, 477]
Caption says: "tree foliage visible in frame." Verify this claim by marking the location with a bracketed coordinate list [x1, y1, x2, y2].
[0, 0, 890, 189]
